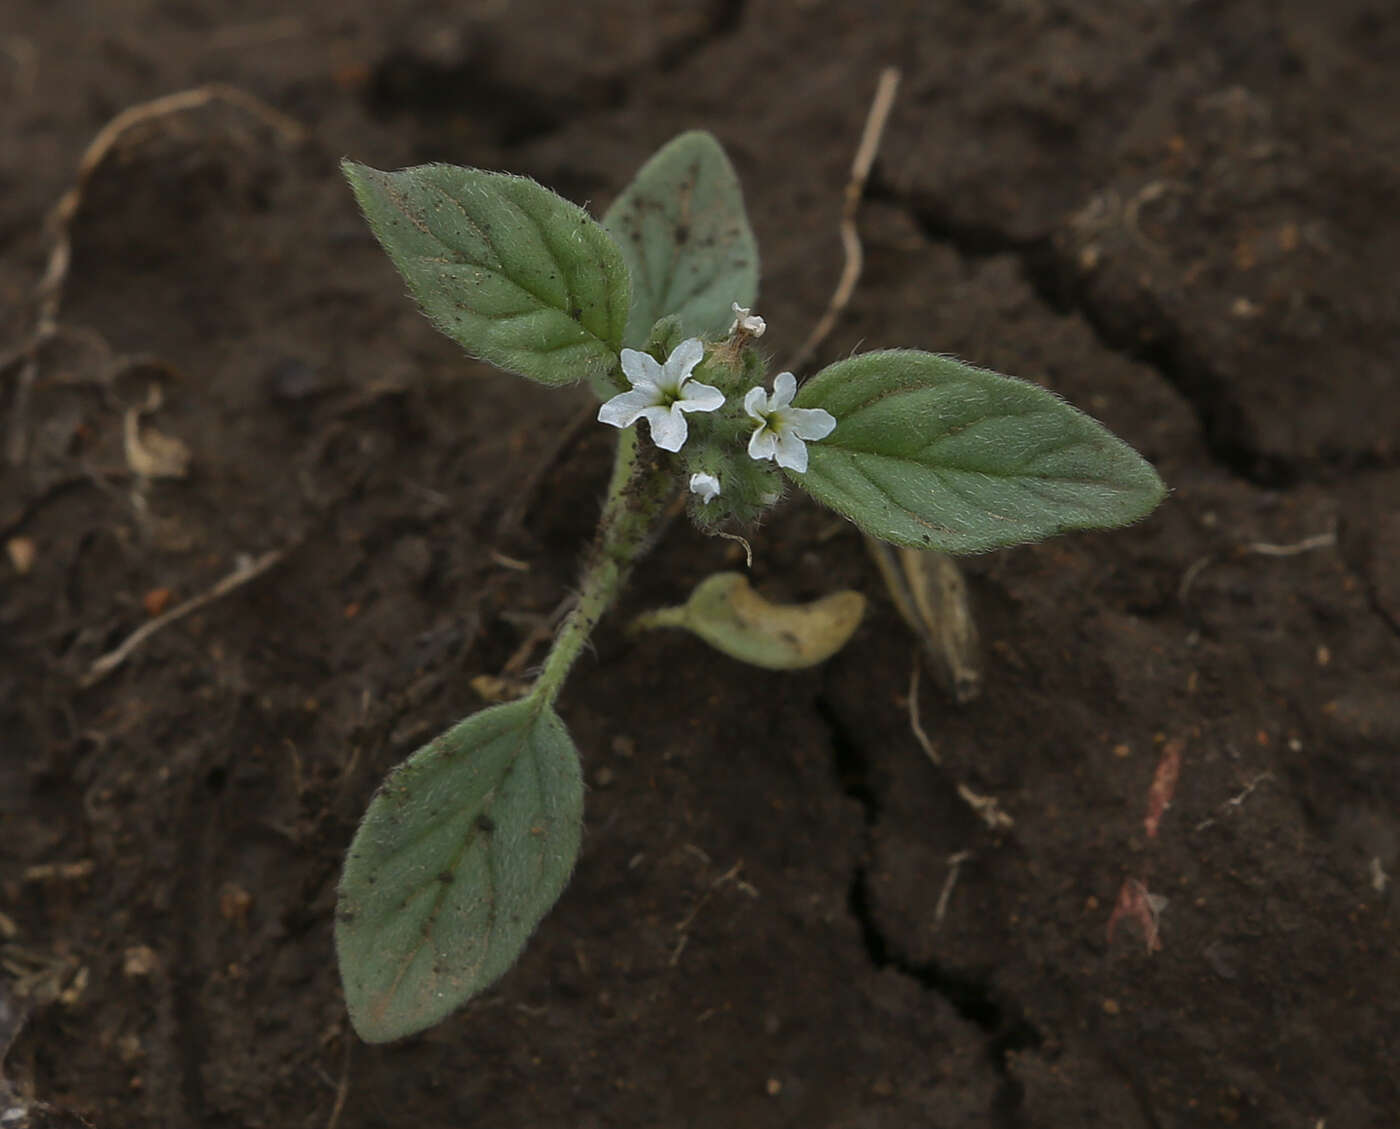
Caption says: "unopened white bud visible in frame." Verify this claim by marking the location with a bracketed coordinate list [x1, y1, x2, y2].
[689, 472, 722, 504]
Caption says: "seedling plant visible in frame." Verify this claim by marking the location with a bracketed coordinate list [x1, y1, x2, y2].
[335, 132, 1165, 1042]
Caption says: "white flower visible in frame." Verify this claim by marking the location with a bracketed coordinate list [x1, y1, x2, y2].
[744, 372, 836, 474]
[729, 302, 766, 338]
[597, 338, 724, 452]
[689, 472, 721, 504]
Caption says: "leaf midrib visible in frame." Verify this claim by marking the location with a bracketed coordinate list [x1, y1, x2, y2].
[813, 441, 1143, 490]
[418, 177, 611, 351]
[370, 700, 548, 1020]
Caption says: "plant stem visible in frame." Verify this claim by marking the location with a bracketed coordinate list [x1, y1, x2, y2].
[532, 427, 675, 704]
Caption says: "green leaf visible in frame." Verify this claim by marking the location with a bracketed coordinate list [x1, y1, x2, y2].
[343, 160, 630, 390]
[603, 131, 758, 348]
[335, 697, 583, 1043]
[793, 351, 1167, 553]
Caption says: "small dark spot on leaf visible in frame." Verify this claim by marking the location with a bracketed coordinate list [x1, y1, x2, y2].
[438, 871, 454, 884]
[477, 813, 496, 833]
[675, 223, 690, 245]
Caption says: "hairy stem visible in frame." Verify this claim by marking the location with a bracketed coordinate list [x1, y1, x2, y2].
[533, 427, 676, 703]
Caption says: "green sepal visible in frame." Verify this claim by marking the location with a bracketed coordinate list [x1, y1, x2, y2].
[643, 314, 688, 359]
[683, 434, 783, 530]
[603, 131, 758, 348]
[343, 160, 630, 392]
[335, 696, 584, 1043]
[793, 351, 1167, 553]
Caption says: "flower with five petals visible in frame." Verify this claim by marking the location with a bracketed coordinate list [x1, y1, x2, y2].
[744, 372, 836, 474]
[597, 338, 723, 452]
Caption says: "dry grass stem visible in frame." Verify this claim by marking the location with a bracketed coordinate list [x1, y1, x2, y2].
[786, 66, 901, 374]
[6, 84, 304, 465]
[907, 664, 1014, 829]
[82, 548, 286, 687]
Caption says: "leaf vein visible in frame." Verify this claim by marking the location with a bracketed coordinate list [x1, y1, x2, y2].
[421, 179, 502, 270]
[507, 191, 579, 330]
[372, 716, 536, 1017]
[817, 453, 959, 536]
[422, 180, 568, 326]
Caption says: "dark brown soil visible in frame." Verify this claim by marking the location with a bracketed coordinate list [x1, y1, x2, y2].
[3, 2, 1398, 1126]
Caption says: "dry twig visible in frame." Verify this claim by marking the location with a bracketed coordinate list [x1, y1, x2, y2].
[907, 664, 1014, 829]
[324, 1035, 353, 1129]
[669, 859, 752, 967]
[933, 850, 972, 928]
[1241, 531, 1337, 557]
[785, 66, 901, 374]
[907, 661, 941, 767]
[1179, 529, 1337, 605]
[5, 84, 304, 465]
[81, 548, 286, 687]
[1194, 771, 1276, 832]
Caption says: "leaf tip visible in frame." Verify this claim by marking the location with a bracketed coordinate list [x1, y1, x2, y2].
[340, 158, 388, 219]
[339, 156, 373, 190]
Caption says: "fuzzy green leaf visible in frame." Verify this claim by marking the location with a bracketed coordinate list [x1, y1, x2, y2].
[336, 698, 583, 1043]
[793, 351, 1166, 553]
[603, 131, 758, 348]
[343, 160, 630, 390]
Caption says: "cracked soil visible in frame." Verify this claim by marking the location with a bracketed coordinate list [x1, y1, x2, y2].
[2, 2, 1398, 1126]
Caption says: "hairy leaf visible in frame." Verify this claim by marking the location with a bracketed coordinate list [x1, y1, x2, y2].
[336, 698, 583, 1043]
[794, 351, 1166, 553]
[344, 160, 630, 390]
[603, 131, 758, 347]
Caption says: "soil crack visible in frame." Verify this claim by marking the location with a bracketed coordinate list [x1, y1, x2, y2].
[816, 694, 1041, 1124]
[869, 176, 1308, 488]
[169, 768, 216, 1127]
